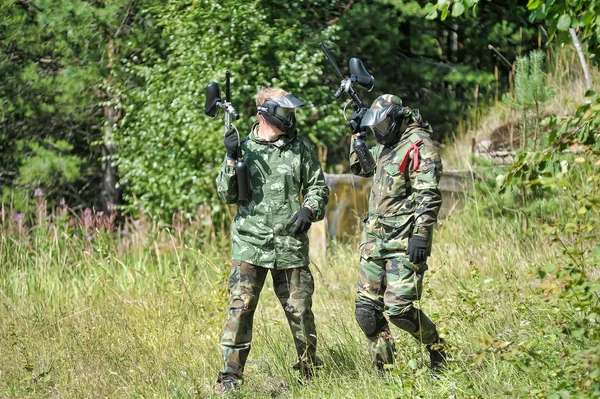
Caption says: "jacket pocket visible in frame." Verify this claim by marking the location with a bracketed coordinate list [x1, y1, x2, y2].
[383, 163, 407, 198]
[378, 215, 413, 252]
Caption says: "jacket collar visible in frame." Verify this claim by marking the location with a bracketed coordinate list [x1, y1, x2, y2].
[249, 122, 298, 149]
[401, 121, 433, 140]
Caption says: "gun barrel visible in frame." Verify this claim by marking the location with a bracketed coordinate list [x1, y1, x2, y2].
[319, 43, 344, 79]
[225, 71, 232, 103]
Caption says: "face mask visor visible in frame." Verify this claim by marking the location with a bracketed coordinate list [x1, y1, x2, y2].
[370, 117, 392, 137]
[274, 106, 295, 122]
[362, 106, 395, 136]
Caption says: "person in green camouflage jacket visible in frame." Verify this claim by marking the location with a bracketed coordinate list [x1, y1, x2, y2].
[350, 94, 448, 372]
[214, 87, 329, 394]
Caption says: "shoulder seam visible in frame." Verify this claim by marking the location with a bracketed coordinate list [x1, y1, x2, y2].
[297, 135, 313, 152]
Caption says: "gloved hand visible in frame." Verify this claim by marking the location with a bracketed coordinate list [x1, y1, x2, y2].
[287, 207, 313, 235]
[406, 235, 428, 264]
[349, 110, 363, 134]
[223, 127, 238, 160]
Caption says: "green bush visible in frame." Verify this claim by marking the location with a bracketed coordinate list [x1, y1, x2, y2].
[114, 1, 344, 218]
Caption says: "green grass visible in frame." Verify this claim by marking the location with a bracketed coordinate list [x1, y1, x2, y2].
[1, 191, 595, 398]
[1, 45, 598, 397]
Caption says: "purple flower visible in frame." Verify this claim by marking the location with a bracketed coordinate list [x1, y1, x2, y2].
[84, 208, 92, 216]
[97, 211, 104, 217]
[12, 212, 24, 221]
[107, 203, 116, 212]
[34, 188, 43, 197]
[60, 198, 66, 207]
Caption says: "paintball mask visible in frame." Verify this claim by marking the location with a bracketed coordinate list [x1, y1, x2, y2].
[361, 94, 407, 145]
[257, 94, 305, 134]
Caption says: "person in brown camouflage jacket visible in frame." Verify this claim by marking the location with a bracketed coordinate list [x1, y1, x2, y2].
[350, 94, 448, 373]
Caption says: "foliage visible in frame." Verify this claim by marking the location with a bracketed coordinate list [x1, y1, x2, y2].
[503, 50, 555, 149]
[114, 0, 343, 217]
[527, 0, 600, 64]
[1, 139, 84, 212]
[500, 91, 600, 396]
[1, 0, 546, 215]
[0, 0, 164, 210]
[333, 0, 539, 146]
[426, 0, 599, 64]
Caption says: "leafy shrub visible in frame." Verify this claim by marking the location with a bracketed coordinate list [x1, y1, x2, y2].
[114, 1, 344, 218]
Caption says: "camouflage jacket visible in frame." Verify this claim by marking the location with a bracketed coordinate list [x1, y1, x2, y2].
[216, 124, 329, 269]
[350, 122, 443, 260]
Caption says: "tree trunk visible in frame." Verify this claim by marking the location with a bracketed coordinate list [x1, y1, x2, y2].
[569, 28, 592, 92]
[102, 39, 120, 210]
[102, 104, 119, 209]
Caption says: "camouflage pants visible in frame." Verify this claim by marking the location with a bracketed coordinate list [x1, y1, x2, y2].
[356, 254, 438, 367]
[218, 260, 317, 380]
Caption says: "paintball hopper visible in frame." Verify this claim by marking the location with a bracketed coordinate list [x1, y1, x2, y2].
[204, 82, 222, 117]
[204, 73, 239, 120]
[349, 58, 374, 91]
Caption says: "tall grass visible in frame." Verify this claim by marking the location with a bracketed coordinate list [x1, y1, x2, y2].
[1, 175, 596, 399]
[2, 45, 598, 399]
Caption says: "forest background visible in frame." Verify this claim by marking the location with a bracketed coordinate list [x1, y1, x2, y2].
[1, 0, 600, 398]
[2, 0, 547, 217]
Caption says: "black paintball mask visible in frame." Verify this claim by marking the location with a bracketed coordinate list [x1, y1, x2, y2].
[257, 94, 305, 134]
[361, 103, 408, 145]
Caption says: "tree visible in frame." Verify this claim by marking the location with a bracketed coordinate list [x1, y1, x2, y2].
[114, 0, 344, 218]
[330, 0, 541, 147]
[0, 0, 163, 211]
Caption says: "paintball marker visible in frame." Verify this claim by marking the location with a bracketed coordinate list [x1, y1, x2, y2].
[319, 43, 376, 175]
[205, 71, 251, 202]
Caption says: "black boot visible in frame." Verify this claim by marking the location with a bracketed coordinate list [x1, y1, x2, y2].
[215, 372, 240, 395]
[293, 357, 322, 382]
[427, 338, 449, 372]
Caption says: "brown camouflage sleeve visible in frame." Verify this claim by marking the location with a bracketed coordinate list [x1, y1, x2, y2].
[349, 140, 376, 177]
[301, 140, 329, 222]
[409, 139, 443, 240]
[216, 161, 238, 204]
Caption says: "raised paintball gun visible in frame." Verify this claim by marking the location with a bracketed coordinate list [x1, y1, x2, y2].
[205, 71, 251, 202]
[319, 43, 376, 175]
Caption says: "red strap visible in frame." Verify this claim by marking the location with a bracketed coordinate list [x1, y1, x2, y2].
[399, 138, 423, 174]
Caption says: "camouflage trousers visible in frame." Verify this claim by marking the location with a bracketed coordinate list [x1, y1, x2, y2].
[218, 260, 317, 380]
[356, 254, 438, 368]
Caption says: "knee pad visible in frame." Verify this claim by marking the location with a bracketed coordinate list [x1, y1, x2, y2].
[389, 308, 419, 334]
[355, 304, 387, 338]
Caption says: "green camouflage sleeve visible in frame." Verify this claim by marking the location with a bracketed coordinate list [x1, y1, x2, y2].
[216, 160, 238, 204]
[410, 139, 443, 239]
[300, 139, 329, 222]
[349, 140, 376, 177]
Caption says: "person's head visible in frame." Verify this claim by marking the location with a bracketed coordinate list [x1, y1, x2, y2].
[255, 87, 304, 134]
[361, 94, 412, 145]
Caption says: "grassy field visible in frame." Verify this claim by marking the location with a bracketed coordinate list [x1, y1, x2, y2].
[2, 47, 598, 399]
[1, 186, 594, 399]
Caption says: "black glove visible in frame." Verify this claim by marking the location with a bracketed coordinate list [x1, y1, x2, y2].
[223, 127, 239, 160]
[349, 110, 363, 134]
[287, 207, 313, 235]
[407, 235, 428, 264]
